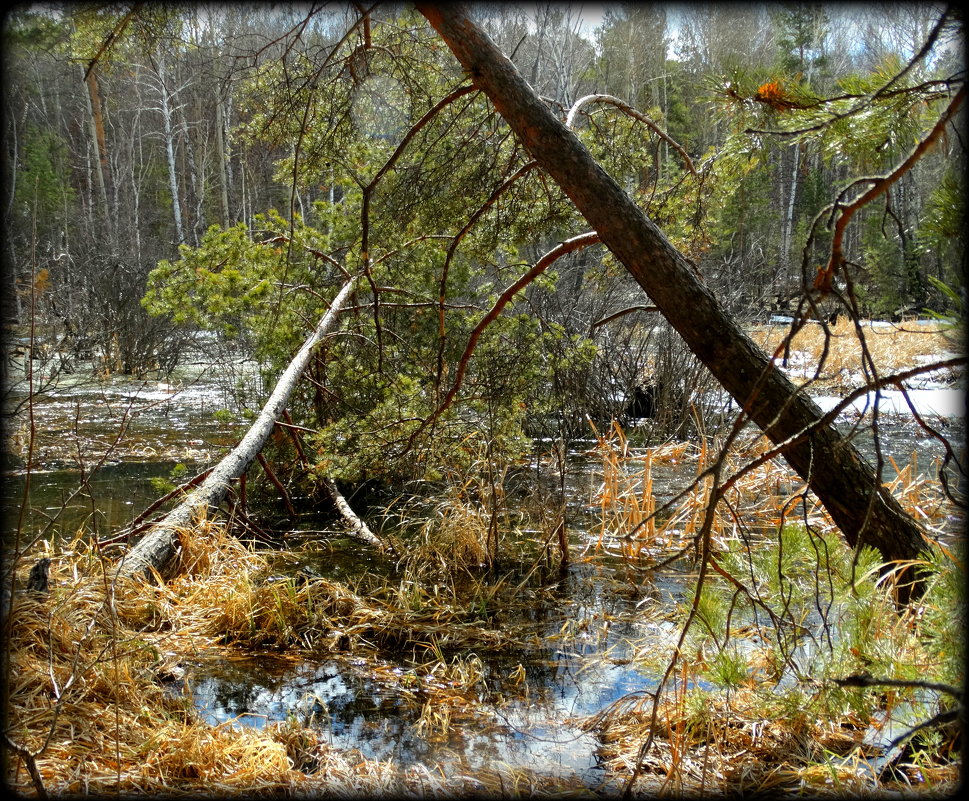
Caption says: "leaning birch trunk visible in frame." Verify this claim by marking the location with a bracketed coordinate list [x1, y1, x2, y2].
[419, 5, 932, 584]
[116, 278, 385, 581]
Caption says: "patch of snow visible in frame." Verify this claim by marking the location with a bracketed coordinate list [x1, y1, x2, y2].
[814, 387, 964, 419]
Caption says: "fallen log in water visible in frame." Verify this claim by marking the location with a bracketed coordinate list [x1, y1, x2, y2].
[116, 278, 387, 582]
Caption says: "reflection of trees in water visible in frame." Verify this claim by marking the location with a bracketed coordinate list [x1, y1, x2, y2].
[195, 660, 349, 715]
[189, 657, 432, 761]
[185, 551, 665, 770]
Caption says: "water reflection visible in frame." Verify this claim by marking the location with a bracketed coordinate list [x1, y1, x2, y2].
[2, 460, 203, 543]
[187, 641, 616, 781]
[4, 359, 962, 786]
[178, 541, 690, 788]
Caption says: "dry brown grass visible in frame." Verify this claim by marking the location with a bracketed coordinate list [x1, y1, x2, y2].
[591, 412, 960, 567]
[583, 686, 891, 796]
[748, 316, 962, 392]
[589, 419, 715, 560]
[578, 424, 963, 797]
[583, 664, 963, 797]
[591, 426, 806, 564]
[5, 373, 961, 797]
[408, 481, 495, 571]
[1, 519, 559, 798]
[1, 528, 433, 797]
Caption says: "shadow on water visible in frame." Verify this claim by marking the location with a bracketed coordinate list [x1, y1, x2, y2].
[3, 460, 204, 540]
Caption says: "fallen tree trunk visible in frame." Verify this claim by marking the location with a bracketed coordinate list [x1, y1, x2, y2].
[117, 279, 386, 581]
[419, 5, 932, 580]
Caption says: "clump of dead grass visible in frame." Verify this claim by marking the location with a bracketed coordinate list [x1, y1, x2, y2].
[583, 687, 881, 796]
[407, 483, 494, 572]
[592, 419, 960, 571]
[586, 666, 962, 797]
[2, 541, 323, 797]
[580, 425, 963, 796]
[749, 316, 962, 392]
[1, 519, 531, 798]
[590, 420, 716, 560]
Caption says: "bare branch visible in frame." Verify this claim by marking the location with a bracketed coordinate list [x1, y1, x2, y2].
[566, 93, 696, 176]
[405, 231, 600, 457]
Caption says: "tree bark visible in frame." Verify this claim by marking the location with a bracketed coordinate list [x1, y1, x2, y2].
[419, 5, 931, 573]
[214, 85, 231, 227]
[154, 48, 185, 246]
[80, 65, 115, 247]
[116, 278, 387, 581]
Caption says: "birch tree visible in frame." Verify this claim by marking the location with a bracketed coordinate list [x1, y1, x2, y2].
[117, 277, 387, 581]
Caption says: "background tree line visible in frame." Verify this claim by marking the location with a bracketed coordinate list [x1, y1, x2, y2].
[3, 2, 964, 492]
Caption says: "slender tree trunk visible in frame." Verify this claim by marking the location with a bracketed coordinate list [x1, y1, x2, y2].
[116, 278, 387, 581]
[155, 49, 185, 246]
[6, 111, 17, 220]
[128, 115, 142, 263]
[4, 110, 22, 321]
[419, 5, 931, 578]
[782, 142, 800, 267]
[80, 65, 115, 247]
[177, 102, 203, 245]
[215, 88, 231, 227]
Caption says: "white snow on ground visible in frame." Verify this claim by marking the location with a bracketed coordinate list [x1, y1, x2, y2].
[764, 319, 965, 420]
[814, 387, 965, 418]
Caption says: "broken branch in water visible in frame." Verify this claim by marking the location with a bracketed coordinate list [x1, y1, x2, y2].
[115, 278, 389, 582]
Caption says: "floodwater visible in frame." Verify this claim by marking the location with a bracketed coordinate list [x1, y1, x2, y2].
[3, 348, 964, 788]
[182, 552, 688, 788]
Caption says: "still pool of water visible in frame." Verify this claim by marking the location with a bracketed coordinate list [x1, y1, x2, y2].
[177, 551, 691, 789]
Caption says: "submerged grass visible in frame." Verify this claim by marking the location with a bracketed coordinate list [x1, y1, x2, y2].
[580, 424, 964, 797]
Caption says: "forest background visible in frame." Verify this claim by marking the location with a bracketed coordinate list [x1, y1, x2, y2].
[3, 1, 964, 445]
